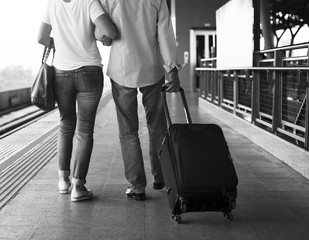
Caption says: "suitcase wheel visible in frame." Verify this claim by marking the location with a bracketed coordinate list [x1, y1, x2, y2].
[231, 200, 236, 209]
[180, 197, 188, 213]
[172, 214, 182, 223]
[229, 199, 236, 210]
[223, 211, 233, 221]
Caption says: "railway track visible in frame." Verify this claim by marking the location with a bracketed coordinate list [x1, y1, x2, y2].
[0, 106, 57, 139]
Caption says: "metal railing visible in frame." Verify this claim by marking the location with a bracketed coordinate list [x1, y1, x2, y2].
[0, 87, 31, 116]
[196, 43, 309, 151]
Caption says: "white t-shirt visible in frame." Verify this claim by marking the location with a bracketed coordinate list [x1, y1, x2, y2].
[42, 0, 105, 70]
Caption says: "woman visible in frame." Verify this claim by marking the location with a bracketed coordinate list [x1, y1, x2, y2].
[37, 0, 116, 202]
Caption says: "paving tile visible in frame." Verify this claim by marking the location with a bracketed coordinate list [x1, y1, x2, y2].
[0, 214, 43, 226]
[31, 226, 91, 240]
[0, 226, 36, 240]
[92, 205, 145, 229]
[89, 226, 145, 240]
[1, 93, 309, 240]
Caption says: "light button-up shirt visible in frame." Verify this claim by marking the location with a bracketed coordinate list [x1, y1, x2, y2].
[100, 0, 181, 88]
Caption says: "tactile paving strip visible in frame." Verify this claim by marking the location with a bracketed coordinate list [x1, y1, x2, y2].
[0, 111, 59, 167]
[0, 111, 60, 209]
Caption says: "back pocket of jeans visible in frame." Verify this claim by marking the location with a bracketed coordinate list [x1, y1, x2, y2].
[83, 71, 103, 92]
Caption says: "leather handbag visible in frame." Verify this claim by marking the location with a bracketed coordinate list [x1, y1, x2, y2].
[31, 46, 55, 111]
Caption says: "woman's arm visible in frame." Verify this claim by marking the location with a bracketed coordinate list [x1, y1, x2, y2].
[37, 22, 53, 47]
[94, 13, 117, 43]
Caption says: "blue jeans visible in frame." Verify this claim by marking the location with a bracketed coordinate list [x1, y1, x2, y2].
[54, 66, 103, 186]
[111, 78, 167, 192]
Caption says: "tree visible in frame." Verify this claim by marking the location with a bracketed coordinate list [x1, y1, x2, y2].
[268, 0, 309, 47]
[0, 65, 34, 91]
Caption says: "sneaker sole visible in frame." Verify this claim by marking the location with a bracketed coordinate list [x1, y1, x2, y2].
[59, 183, 71, 194]
[59, 189, 69, 194]
[126, 194, 146, 201]
[71, 196, 93, 202]
[153, 182, 165, 190]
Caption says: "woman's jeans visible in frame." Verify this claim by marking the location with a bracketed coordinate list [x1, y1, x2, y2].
[111, 77, 167, 192]
[54, 66, 103, 186]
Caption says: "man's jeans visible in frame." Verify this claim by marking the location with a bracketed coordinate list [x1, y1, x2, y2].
[111, 78, 167, 192]
[54, 66, 103, 186]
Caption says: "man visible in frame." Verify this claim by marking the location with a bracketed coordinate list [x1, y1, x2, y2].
[100, 0, 182, 201]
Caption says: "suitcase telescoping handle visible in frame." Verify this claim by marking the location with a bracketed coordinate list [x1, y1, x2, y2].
[161, 86, 192, 131]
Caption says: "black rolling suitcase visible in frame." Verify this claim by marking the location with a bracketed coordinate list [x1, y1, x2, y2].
[159, 87, 238, 223]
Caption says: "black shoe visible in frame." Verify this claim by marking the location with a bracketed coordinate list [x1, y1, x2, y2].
[126, 187, 146, 201]
[153, 182, 165, 190]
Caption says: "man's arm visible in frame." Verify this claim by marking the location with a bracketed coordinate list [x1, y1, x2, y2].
[157, 0, 182, 92]
[94, 14, 117, 45]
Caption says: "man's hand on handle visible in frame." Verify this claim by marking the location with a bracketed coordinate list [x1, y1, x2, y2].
[162, 67, 180, 92]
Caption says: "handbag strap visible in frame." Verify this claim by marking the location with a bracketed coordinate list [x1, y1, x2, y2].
[42, 39, 55, 64]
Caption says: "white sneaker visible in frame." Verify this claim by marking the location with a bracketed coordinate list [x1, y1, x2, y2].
[71, 185, 93, 202]
[58, 179, 71, 194]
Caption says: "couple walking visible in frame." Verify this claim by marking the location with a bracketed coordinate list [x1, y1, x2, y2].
[37, 0, 181, 202]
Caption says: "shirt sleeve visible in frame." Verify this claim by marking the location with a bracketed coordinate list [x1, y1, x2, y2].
[89, 0, 106, 23]
[42, 0, 51, 25]
[98, 0, 109, 13]
[157, 0, 183, 73]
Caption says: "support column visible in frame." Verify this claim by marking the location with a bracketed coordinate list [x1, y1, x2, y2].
[252, 0, 261, 66]
[260, 0, 275, 50]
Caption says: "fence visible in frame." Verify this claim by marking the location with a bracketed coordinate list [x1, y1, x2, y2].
[196, 43, 309, 151]
[0, 88, 31, 116]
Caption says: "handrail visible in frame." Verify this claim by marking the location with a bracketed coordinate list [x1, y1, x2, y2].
[200, 57, 217, 62]
[196, 66, 309, 71]
[282, 56, 308, 61]
[255, 42, 309, 54]
[0, 87, 31, 94]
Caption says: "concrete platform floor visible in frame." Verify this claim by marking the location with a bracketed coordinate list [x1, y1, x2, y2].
[1, 91, 309, 240]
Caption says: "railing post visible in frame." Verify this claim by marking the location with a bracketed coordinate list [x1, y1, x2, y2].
[272, 50, 284, 134]
[305, 71, 309, 150]
[251, 70, 259, 124]
[304, 48, 309, 150]
[233, 70, 238, 115]
[245, 69, 253, 123]
[208, 70, 211, 102]
[272, 70, 281, 134]
[200, 70, 205, 99]
[215, 71, 220, 105]
[219, 71, 223, 107]
[211, 71, 215, 103]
